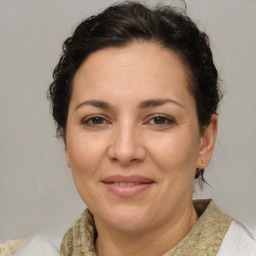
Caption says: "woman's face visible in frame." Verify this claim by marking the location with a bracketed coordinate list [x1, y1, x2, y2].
[65, 42, 215, 232]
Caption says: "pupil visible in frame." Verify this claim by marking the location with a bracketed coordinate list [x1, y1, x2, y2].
[93, 117, 103, 124]
[154, 116, 165, 124]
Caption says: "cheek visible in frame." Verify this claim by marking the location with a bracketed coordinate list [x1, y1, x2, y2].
[67, 134, 107, 179]
[66, 134, 108, 204]
[147, 130, 200, 174]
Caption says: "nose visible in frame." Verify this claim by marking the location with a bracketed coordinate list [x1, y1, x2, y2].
[107, 123, 146, 166]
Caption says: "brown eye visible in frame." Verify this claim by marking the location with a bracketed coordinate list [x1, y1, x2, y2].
[148, 115, 174, 125]
[82, 115, 109, 126]
[153, 116, 167, 124]
[90, 117, 104, 124]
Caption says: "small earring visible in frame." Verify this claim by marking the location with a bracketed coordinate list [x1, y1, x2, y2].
[202, 160, 206, 164]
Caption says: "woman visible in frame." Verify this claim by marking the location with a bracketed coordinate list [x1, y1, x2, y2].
[1, 1, 255, 255]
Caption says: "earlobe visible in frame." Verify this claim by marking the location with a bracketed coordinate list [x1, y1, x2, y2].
[197, 114, 218, 169]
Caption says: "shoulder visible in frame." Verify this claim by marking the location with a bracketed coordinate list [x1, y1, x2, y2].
[0, 237, 60, 256]
[217, 220, 256, 256]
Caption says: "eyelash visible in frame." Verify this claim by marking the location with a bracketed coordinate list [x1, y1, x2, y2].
[81, 114, 175, 127]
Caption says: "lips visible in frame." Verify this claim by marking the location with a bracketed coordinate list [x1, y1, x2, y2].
[101, 175, 154, 198]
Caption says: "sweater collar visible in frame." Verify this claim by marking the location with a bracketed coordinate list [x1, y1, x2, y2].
[163, 199, 232, 255]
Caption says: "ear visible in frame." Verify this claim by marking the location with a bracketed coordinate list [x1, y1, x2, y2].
[65, 144, 71, 168]
[197, 114, 218, 169]
[62, 129, 71, 168]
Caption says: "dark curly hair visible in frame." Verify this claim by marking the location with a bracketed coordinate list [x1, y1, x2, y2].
[47, 1, 222, 182]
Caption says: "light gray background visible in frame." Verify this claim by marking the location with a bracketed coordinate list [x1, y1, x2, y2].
[0, 0, 255, 242]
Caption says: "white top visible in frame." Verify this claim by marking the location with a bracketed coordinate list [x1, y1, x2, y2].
[217, 220, 256, 256]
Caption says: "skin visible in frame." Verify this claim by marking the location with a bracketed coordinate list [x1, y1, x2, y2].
[64, 42, 218, 256]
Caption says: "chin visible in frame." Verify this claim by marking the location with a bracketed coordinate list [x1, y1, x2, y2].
[101, 205, 154, 232]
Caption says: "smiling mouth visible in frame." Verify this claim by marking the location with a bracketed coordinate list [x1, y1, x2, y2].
[101, 175, 154, 197]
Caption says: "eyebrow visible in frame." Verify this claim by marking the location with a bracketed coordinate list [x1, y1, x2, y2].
[74, 100, 112, 111]
[74, 98, 184, 111]
[138, 99, 184, 109]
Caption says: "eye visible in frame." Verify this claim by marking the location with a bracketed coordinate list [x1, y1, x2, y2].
[82, 115, 109, 126]
[147, 115, 175, 126]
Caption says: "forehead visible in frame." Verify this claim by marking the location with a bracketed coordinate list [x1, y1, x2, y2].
[71, 42, 194, 109]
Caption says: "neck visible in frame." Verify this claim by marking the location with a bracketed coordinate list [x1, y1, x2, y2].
[95, 200, 198, 256]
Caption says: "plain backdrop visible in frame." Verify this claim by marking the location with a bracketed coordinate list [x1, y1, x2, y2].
[0, 0, 255, 242]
